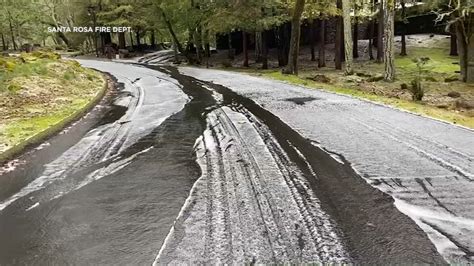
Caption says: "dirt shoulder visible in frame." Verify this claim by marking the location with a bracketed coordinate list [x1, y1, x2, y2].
[0, 51, 107, 163]
[204, 34, 474, 129]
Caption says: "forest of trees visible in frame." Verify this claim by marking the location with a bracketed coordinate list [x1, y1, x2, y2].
[0, 0, 473, 82]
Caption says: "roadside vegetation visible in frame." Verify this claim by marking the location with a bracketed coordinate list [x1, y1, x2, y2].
[1, 0, 473, 129]
[215, 35, 474, 128]
[0, 51, 105, 156]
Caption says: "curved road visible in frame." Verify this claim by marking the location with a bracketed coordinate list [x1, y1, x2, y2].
[0, 60, 472, 264]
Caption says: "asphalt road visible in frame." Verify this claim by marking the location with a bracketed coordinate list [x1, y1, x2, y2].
[180, 67, 474, 264]
[0, 60, 471, 264]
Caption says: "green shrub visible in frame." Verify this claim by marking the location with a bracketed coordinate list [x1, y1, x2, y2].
[409, 78, 424, 101]
[367, 74, 384, 82]
[0, 58, 17, 71]
[7, 83, 22, 93]
[86, 73, 96, 81]
[67, 60, 82, 68]
[19, 52, 38, 62]
[54, 44, 67, 51]
[445, 75, 459, 82]
[31, 51, 61, 60]
[63, 70, 76, 80]
[408, 57, 430, 101]
[19, 51, 60, 62]
[221, 60, 232, 68]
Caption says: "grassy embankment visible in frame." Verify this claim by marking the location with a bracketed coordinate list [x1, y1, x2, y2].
[222, 40, 474, 129]
[0, 51, 106, 160]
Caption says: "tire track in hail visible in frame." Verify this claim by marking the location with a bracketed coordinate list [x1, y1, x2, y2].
[237, 105, 349, 260]
[349, 116, 473, 181]
[155, 104, 351, 264]
[213, 108, 285, 261]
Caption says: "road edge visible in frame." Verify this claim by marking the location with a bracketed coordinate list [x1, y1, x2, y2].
[272, 78, 474, 132]
[187, 66, 474, 132]
[0, 71, 110, 164]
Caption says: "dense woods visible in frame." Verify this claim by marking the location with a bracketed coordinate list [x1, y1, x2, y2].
[0, 0, 473, 82]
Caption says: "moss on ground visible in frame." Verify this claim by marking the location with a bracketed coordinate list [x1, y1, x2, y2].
[0, 51, 105, 154]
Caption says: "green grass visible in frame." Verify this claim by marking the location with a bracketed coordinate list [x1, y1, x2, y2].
[0, 52, 105, 155]
[396, 48, 459, 74]
[342, 47, 460, 83]
[0, 58, 51, 92]
[394, 48, 459, 83]
[2, 99, 88, 145]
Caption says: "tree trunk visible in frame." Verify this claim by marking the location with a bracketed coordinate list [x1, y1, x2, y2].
[255, 31, 262, 63]
[194, 27, 203, 63]
[450, 32, 458, 56]
[185, 29, 197, 63]
[204, 29, 210, 58]
[159, 6, 194, 63]
[377, 0, 384, 63]
[56, 31, 70, 47]
[458, 35, 467, 82]
[100, 33, 105, 54]
[44, 9, 72, 49]
[276, 25, 289, 67]
[342, 0, 353, 74]
[373, 24, 378, 47]
[227, 33, 234, 60]
[401, 33, 407, 56]
[400, 0, 407, 56]
[318, 19, 326, 68]
[243, 31, 249, 67]
[335, 0, 343, 70]
[310, 19, 316, 61]
[283, 0, 305, 75]
[262, 31, 269, 69]
[1, 33, 6, 51]
[455, 21, 472, 82]
[340, 25, 346, 62]
[278, 23, 291, 67]
[159, 7, 185, 56]
[368, 19, 375, 60]
[7, 12, 17, 50]
[92, 31, 98, 57]
[466, 35, 474, 83]
[276, 26, 284, 66]
[186, 30, 194, 52]
[353, 17, 359, 58]
[135, 31, 141, 47]
[103, 32, 112, 45]
[172, 40, 179, 63]
[85, 37, 92, 53]
[118, 32, 126, 49]
[151, 30, 156, 48]
[383, 0, 395, 81]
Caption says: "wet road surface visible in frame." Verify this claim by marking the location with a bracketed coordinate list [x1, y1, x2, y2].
[0, 60, 468, 264]
[0, 62, 192, 264]
[180, 67, 474, 264]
